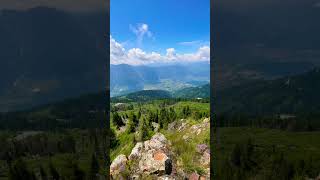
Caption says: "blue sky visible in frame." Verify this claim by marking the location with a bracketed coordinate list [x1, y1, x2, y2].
[110, 0, 210, 65]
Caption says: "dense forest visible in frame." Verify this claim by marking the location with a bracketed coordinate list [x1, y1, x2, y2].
[0, 92, 108, 180]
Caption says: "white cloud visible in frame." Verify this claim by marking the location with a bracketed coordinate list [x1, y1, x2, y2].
[110, 36, 210, 65]
[178, 40, 203, 46]
[130, 23, 153, 46]
[166, 48, 177, 60]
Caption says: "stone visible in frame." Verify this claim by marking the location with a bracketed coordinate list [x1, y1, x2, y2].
[144, 133, 167, 151]
[168, 120, 189, 132]
[129, 142, 143, 160]
[200, 149, 210, 167]
[110, 154, 127, 177]
[196, 144, 209, 154]
[138, 149, 169, 175]
[152, 122, 160, 132]
[177, 122, 188, 132]
[189, 172, 200, 180]
[168, 121, 177, 131]
[152, 133, 167, 144]
[203, 118, 210, 124]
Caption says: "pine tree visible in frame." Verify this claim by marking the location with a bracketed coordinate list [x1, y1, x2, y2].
[131, 112, 139, 125]
[137, 109, 142, 120]
[112, 112, 124, 128]
[137, 118, 149, 141]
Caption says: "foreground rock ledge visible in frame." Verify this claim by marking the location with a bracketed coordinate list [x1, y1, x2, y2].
[110, 133, 175, 179]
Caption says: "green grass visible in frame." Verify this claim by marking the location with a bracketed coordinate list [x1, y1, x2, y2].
[163, 120, 210, 175]
[110, 132, 135, 161]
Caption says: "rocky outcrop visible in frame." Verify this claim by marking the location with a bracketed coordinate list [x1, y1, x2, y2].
[110, 133, 177, 179]
[136, 133, 173, 176]
[190, 118, 210, 135]
[111, 118, 211, 179]
[168, 119, 188, 132]
[182, 118, 210, 142]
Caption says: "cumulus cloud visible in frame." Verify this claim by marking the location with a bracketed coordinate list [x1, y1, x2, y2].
[130, 23, 153, 46]
[110, 36, 210, 65]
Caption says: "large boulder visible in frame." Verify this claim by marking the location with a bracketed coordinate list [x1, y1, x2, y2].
[112, 133, 177, 178]
[110, 154, 128, 178]
[138, 149, 170, 175]
[138, 133, 173, 175]
[144, 133, 168, 151]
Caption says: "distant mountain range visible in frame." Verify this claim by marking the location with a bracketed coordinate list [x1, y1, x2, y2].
[0, 7, 108, 112]
[110, 62, 210, 97]
[213, 0, 320, 91]
[173, 84, 210, 99]
[215, 68, 320, 115]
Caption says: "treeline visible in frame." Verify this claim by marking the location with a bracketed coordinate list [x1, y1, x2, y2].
[216, 139, 320, 179]
[0, 109, 105, 131]
[216, 113, 320, 131]
[111, 97, 210, 104]
[0, 92, 107, 131]
[0, 129, 108, 180]
[112, 105, 209, 130]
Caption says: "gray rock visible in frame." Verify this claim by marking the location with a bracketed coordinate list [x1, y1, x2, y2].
[129, 142, 143, 160]
[138, 149, 169, 175]
[110, 154, 127, 178]
[196, 144, 209, 154]
[200, 150, 210, 167]
[144, 133, 168, 151]
[168, 121, 177, 131]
